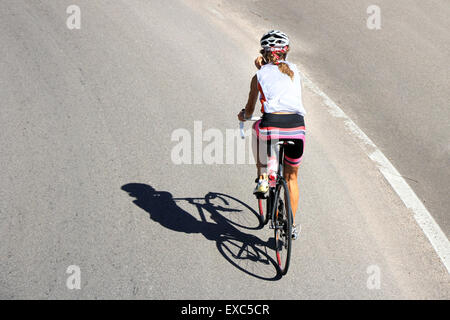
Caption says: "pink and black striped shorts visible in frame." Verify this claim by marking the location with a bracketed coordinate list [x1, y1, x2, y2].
[253, 113, 305, 167]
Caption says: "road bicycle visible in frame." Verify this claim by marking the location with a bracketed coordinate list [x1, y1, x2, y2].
[240, 118, 294, 275]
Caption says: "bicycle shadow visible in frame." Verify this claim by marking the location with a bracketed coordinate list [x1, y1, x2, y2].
[121, 183, 281, 280]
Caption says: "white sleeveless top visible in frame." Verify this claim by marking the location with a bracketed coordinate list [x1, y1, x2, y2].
[256, 61, 306, 116]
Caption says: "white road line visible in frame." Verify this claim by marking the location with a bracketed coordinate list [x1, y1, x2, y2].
[301, 72, 450, 274]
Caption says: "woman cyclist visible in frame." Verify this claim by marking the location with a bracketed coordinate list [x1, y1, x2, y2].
[237, 30, 306, 240]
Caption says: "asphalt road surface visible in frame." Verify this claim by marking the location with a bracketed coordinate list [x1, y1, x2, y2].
[1, 0, 449, 299]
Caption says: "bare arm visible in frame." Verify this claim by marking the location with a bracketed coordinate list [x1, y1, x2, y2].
[238, 75, 259, 121]
[245, 75, 259, 117]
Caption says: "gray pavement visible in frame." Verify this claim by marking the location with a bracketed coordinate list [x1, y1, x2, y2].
[0, 0, 449, 299]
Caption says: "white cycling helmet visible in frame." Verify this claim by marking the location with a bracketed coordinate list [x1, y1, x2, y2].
[260, 30, 290, 51]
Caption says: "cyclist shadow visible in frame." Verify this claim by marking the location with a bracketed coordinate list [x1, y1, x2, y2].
[121, 183, 282, 281]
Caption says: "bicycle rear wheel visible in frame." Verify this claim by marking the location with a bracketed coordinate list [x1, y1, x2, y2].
[273, 180, 293, 275]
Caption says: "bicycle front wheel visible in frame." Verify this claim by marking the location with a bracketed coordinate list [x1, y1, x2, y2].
[273, 180, 293, 275]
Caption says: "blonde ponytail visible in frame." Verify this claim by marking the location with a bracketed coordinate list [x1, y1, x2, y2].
[262, 47, 294, 81]
[277, 62, 294, 80]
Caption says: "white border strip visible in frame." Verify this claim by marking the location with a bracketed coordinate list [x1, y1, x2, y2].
[301, 73, 450, 274]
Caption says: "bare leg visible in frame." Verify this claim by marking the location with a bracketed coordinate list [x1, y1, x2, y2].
[252, 129, 267, 178]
